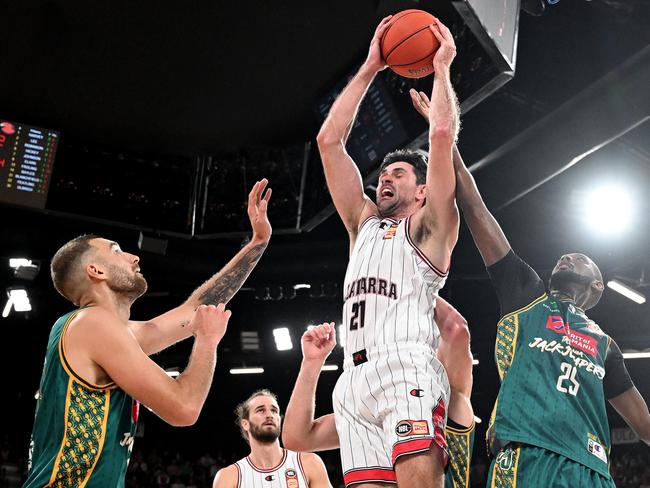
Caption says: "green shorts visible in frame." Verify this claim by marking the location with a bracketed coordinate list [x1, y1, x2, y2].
[487, 444, 615, 488]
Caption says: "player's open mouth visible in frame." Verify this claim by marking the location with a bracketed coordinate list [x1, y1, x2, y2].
[380, 187, 394, 199]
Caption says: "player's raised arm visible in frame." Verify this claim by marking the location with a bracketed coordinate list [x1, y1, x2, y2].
[316, 17, 392, 235]
[452, 147, 512, 266]
[283, 323, 340, 452]
[130, 179, 271, 355]
[410, 20, 460, 272]
[77, 304, 230, 426]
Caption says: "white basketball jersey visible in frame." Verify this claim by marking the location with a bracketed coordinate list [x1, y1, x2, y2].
[234, 449, 309, 488]
[342, 215, 447, 356]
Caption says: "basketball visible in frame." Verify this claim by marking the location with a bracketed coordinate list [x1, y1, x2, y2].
[381, 9, 440, 79]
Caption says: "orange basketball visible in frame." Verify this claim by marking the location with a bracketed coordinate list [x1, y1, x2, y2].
[381, 10, 440, 79]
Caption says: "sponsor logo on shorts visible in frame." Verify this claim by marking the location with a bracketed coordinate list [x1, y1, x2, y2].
[285, 468, 299, 487]
[395, 420, 429, 437]
[496, 448, 516, 472]
[587, 434, 608, 464]
[410, 388, 424, 397]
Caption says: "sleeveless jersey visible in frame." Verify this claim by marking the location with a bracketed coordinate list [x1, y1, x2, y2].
[24, 309, 138, 488]
[342, 215, 447, 355]
[487, 294, 613, 478]
[234, 449, 309, 488]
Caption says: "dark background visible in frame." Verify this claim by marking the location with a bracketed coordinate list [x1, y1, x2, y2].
[1, 0, 650, 485]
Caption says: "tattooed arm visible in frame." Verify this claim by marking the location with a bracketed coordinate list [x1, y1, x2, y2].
[130, 179, 272, 356]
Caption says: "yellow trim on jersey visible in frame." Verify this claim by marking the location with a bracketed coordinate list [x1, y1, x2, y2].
[48, 377, 74, 487]
[512, 446, 520, 487]
[445, 420, 475, 435]
[489, 445, 520, 488]
[496, 293, 547, 325]
[80, 389, 110, 487]
[58, 310, 118, 391]
[446, 421, 474, 488]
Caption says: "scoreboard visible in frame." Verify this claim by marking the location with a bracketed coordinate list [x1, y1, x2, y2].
[0, 120, 59, 209]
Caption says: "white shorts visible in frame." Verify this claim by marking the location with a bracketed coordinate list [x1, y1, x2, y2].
[333, 343, 450, 487]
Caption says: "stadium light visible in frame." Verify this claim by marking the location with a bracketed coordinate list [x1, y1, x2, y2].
[622, 352, 650, 359]
[2, 288, 32, 318]
[321, 364, 339, 372]
[230, 367, 264, 375]
[165, 369, 180, 378]
[337, 324, 346, 348]
[474, 416, 482, 424]
[583, 186, 634, 235]
[472, 358, 479, 366]
[273, 327, 293, 351]
[9, 258, 33, 268]
[607, 280, 646, 304]
[293, 283, 311, 290]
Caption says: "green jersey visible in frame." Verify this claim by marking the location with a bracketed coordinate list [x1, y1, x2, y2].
[486, 252, 633, 479]
[24, 309, 138, 488]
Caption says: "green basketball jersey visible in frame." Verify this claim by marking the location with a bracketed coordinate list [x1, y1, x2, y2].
[445, 422, 475, 488]
[24, 309, 138, 488]
[487, 282, 613, 478]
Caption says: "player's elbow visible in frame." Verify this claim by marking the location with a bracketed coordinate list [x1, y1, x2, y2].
[316, 125, 342, 149]
[161, 402, 201, 427]
[281, 430, 303, 451]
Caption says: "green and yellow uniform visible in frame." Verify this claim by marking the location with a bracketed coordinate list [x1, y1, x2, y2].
[445, 420, 475, 488]
[485, 252, 633, 487]
[24, 309, 138, 488]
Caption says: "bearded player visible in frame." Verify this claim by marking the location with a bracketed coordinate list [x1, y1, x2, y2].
[316, 16, 460, 487]
[24, 180, 272, 488]
[213, 390, 332, 488]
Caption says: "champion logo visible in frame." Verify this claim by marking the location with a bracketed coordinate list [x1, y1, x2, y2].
[410, 388, 424, 397]
[265, 475, 275, 481]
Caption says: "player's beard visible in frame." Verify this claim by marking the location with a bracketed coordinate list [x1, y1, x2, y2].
[549, 269, 593, 292]
[248, 421, 281, 444]
[107, 264, 148, 300]
[377, 194, 408, 218]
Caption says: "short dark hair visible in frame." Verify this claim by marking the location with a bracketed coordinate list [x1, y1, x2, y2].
[50, 234, 99, 305]
[379, 149, 428, 185]
[234, 389, 278, 444]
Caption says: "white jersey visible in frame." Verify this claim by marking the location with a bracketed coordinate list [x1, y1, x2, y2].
[342, 215, 447, 359]
[234, 449, 309, 488]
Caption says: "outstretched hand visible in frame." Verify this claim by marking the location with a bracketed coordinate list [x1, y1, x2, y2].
[247, 179, 272, 244]
[430, 19, 457, 71]
[364, 16, 393, 72]
[409, 88, 431, 121]
[301, 322, 337, 362]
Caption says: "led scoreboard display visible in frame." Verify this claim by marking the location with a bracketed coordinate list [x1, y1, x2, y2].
[0, 119, 59, 209]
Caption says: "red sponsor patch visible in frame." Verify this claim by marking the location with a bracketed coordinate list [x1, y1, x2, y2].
[546, 315, 569, 334]
[545, 316, 599, 357]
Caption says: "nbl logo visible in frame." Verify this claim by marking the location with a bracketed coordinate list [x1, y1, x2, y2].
[285, 468, 299, 488]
